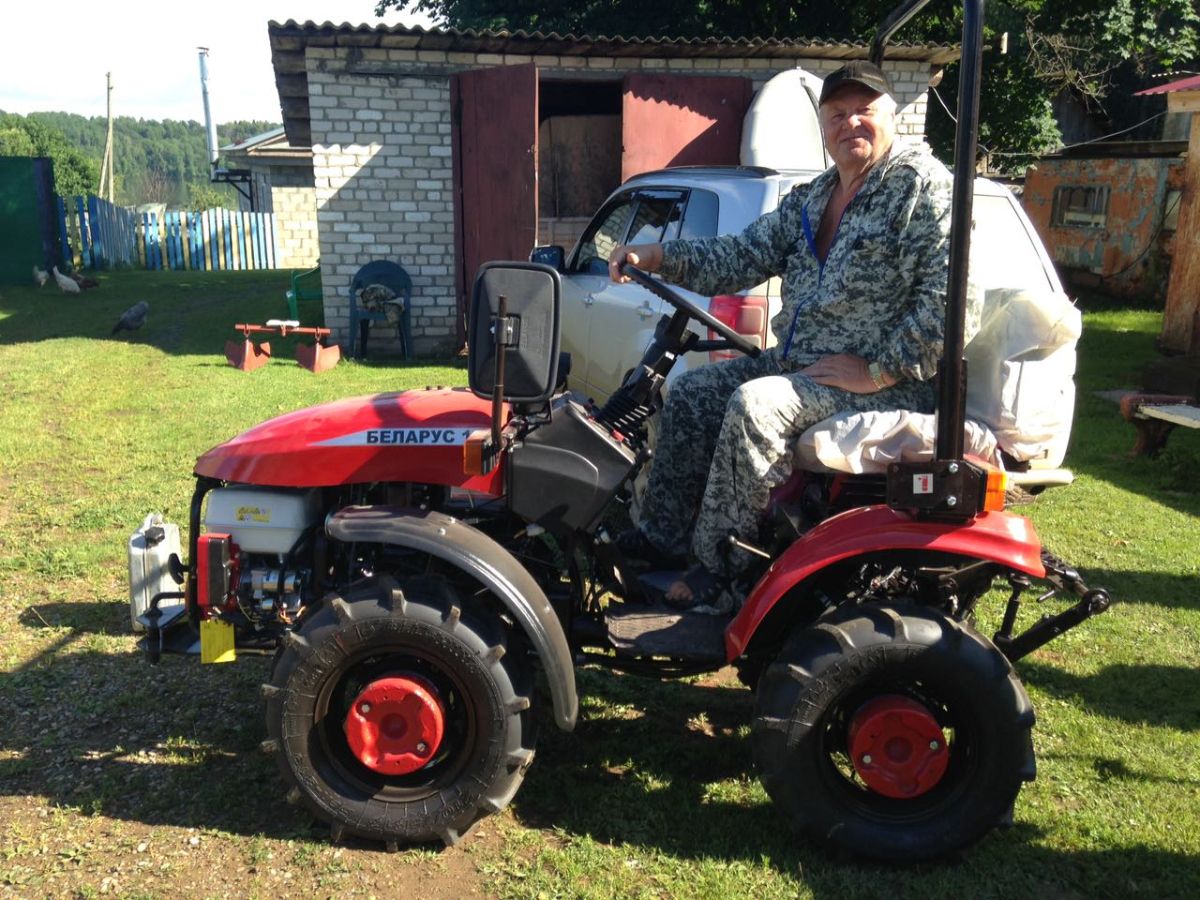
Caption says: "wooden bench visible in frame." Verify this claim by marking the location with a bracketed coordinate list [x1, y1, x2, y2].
[1119, 393, 1200, 457]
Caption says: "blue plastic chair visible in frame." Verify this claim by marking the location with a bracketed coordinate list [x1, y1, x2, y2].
[348, 260, 412, 359]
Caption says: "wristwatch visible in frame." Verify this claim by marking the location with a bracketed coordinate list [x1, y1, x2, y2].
[867, 361, 889, 391]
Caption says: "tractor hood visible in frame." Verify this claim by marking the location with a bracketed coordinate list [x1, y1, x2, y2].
[195, 387, 506, 492]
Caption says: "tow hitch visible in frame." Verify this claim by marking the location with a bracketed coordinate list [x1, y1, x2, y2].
[993, 550, 1113, 662]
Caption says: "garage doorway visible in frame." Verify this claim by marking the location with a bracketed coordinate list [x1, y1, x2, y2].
[538, 79, 623, 251]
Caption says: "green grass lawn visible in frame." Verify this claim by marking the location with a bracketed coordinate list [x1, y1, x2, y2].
[0, 271, 1197, 898]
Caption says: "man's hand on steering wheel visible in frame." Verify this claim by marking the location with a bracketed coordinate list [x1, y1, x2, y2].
[608, 243, 664, 283]
[610, 257, 762, 359]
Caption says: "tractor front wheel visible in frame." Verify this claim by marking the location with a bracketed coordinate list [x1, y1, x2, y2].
[751, 603, 1035, 862]
[263, 574, 537, 847]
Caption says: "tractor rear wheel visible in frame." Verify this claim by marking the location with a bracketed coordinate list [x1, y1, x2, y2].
[751, 603, 1035, 862]
[263, 574, 537, 847]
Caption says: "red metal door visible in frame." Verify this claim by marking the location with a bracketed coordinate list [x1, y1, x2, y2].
[452, 64, 538, 347]
[621, 74, 753, 182]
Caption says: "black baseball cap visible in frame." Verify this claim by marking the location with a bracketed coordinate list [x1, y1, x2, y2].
[819, 61, 895, 105]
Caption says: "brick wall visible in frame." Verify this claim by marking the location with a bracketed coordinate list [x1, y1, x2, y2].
[269, 167, 319, 269]
[305, 47, 934, 355]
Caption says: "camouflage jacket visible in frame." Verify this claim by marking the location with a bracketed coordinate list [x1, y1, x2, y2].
[658, 143, 954, 382]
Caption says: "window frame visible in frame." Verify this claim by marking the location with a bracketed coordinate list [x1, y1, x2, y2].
[568, 188, 689, 274]
[1051, 185, 1111, 230]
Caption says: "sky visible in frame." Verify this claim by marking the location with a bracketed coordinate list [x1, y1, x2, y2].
[0, 1, 437, 124]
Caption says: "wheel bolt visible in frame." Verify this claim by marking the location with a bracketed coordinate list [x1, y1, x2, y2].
[416, 742, 428, 754]
[861, 754, 873, 765]
[359, 703, 371, 715]
[930, 740, 940, 750]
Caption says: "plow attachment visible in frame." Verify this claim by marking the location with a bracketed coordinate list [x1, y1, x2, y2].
[225, 338, 271, 372]
[226, 321, 341, 373]
[295, 340, 342, 373]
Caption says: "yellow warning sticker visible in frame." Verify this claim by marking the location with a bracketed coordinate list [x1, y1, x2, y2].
[200, 618, 237, 664]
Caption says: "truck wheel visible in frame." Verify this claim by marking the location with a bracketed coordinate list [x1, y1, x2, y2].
[751, 603, 1035, 862]
[263, 574, 537, 847]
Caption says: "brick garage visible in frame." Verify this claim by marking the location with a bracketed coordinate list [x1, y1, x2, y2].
[1023, 143, 1185, 304]
[268, 22, 957, 356]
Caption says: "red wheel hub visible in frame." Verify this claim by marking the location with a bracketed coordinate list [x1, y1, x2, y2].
[344, 675, 446, 776]
[847, 695, 949, 799]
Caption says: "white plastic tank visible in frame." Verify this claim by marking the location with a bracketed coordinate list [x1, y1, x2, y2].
[740, 67, 828, 172]
[204, 488, 321, 555]
[128, 513, 183, 631]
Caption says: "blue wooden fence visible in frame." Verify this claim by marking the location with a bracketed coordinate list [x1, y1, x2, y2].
[58, 196, 279, 272]
[57, 195, 138, 269]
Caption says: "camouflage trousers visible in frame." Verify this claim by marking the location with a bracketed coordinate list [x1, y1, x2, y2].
[639, 348, 935, 577]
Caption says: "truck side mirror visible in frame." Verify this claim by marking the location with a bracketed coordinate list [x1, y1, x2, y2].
[468, 261, 562, 404]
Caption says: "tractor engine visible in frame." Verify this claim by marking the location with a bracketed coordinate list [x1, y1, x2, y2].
[198, 487, 323, 628]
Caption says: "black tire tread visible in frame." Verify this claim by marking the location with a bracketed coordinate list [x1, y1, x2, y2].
[264, 574, 537, 848]
[751, 602, 1035, 863]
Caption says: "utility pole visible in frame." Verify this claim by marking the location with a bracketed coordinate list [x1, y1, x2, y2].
[98, 72, 115, 203]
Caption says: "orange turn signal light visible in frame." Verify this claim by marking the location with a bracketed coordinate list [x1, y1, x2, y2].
[463, 429, 492, 476]
[982, 464, 1008, 512]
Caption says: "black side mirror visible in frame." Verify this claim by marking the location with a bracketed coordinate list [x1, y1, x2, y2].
[529, 245, 565, 271]
[468, 261, 562, 404]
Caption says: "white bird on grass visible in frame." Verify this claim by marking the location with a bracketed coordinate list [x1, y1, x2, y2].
[52, 266, 81, 294]
[111, 301, 149, 335]
[33, 265, 48, 287]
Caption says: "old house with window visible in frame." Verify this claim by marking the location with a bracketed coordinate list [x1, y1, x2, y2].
[267, 21, 957, 355]
[1022, 142, 1185, 303]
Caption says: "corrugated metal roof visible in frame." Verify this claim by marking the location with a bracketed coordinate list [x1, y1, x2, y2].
[221, 126, 286, 152]
[1135, 74, 1200, 96]
[268, 21, 959, 146]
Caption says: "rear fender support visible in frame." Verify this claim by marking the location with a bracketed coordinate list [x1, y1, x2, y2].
[326, 505, 578, 731]
[727, 505, 1045, 660]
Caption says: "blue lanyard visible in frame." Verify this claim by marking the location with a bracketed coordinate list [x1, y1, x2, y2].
[782, 202, 822, 359]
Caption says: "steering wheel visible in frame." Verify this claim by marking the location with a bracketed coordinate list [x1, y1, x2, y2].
[621, 264, 762, 359]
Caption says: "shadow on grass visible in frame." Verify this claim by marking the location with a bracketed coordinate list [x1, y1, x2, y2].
[507, 666, 1200, 896]
[0, 617, 298, 839]
[1062, 568, 1200, 613]
[1023, 661, 1200, 732]
[0, 271, 314, 356]
[1, 641, 1198, 894]
[20, 600, 130, 634]
[1065, 313, 1200, 519]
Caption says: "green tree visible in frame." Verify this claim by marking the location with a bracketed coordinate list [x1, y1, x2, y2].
[0, 113, 99, 195]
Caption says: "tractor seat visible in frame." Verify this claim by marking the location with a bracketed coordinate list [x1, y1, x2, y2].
[793, 287, 1083, 492]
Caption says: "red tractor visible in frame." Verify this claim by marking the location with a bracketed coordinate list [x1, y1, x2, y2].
[133, 0, 1110, 862]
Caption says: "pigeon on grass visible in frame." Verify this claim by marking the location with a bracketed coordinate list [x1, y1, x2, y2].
[111, 301, 149, 335]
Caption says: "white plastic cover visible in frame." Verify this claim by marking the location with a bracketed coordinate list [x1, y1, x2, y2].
[795, 287, 1081, 474]
[740, 68, 827, 172]
[963, 287, 1081, 467]
[795, 410, 1001, 473]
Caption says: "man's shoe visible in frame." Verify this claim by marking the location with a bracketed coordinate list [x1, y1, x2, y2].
[663, 563, 734, 616]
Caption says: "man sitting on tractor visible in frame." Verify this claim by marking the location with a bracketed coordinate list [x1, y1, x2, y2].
[608, 61, 958, 612]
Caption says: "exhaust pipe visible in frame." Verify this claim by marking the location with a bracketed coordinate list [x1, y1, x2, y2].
[198, 47, 220, 174]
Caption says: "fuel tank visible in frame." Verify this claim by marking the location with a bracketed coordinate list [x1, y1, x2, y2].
[194, 388, 506, 492]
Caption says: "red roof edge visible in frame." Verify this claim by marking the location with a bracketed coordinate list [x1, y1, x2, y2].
[1135, 74, 1200, 96]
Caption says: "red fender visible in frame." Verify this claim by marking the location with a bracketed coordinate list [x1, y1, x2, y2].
[725, 505, 1045, 660]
